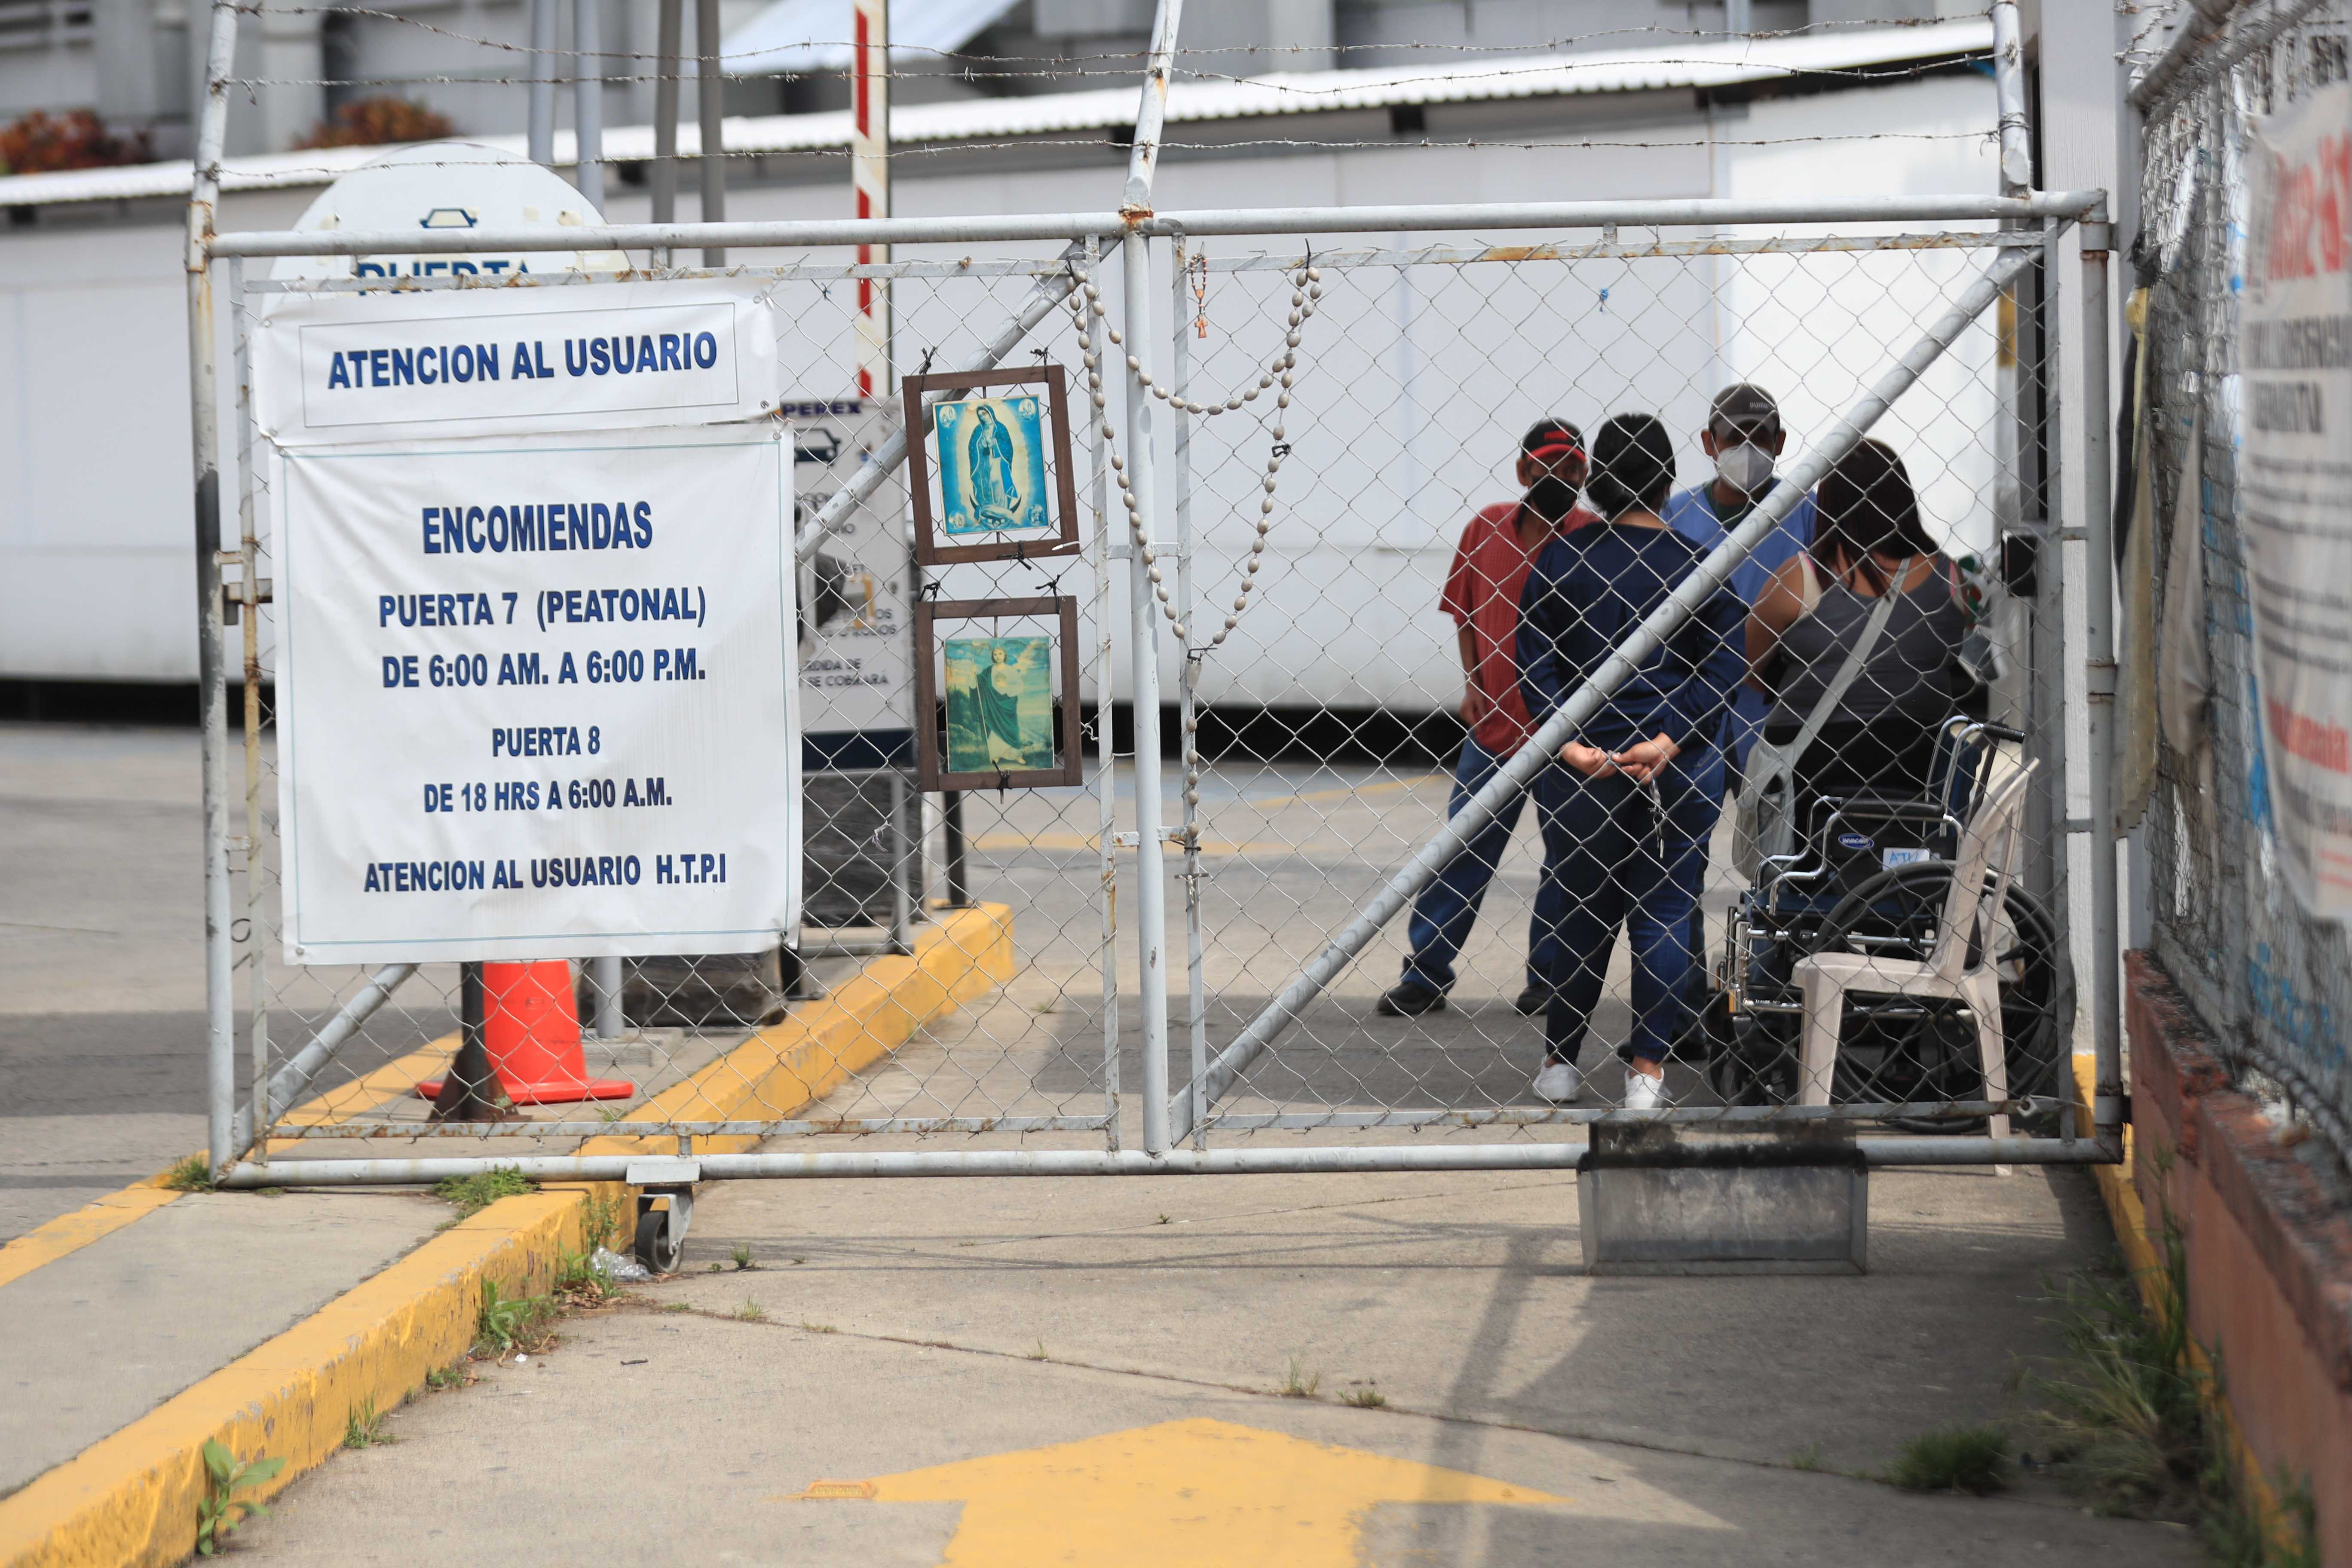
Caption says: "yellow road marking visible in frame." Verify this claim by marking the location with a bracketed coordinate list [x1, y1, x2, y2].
[0, 1040, 457, 1290]
[0, 1185, 183, 1292]
[1244, 773, 1444, 811]
[848, 1418, 1565, 1565]
[974, 832, 1373, 860]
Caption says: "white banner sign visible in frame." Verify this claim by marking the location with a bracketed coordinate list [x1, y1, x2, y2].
[275, 425, 799, 963]
[2246, 80, 2352, 919]
[254, 279, 781, 446]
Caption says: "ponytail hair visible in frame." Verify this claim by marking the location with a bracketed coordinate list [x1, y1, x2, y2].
[1813, 438, 1936, 590]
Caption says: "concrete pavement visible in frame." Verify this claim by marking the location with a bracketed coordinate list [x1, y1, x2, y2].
[234, 1157, 2199, 1565]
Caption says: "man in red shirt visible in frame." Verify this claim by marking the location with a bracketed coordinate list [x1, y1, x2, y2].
[1381, 420, 1596, 1018]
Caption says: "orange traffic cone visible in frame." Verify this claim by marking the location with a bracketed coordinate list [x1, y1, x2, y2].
[416, 961, 635, 1105]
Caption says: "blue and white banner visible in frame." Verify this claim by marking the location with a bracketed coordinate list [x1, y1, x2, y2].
[253, 279, 781, 446]
[273, 424, 799, 963]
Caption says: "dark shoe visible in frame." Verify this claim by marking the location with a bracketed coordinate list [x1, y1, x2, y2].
[1377, 981, 1445, 1017]
[1513, 983, 1552, 1016]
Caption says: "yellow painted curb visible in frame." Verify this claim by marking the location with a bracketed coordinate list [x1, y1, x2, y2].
[2069, 1054, 2282, 1534]
[581, 901, 1014, 1159]
[0, 1188, 184, 1294]
[0, 1182, 627, 1568]
[0, 906, 1017, 1567]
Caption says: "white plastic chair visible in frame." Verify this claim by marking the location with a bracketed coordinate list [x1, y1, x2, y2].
[1793, 760, 2037, 1158]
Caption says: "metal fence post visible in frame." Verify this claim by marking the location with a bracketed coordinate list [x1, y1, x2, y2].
[573, 0, 603, 211]
[187, 0, 238, 1177]
[2079, 212, 2124, 1139]
[696, 0, 724, 267]
[889, 769, 912, 954]
[230, 255, 270, 1164]
[2027, 217, 2072, 972]
[1082, 237, 1122, 1152]
[650, 0, 681, 267]
[1118, 0, 1183, 1157]
[1122, 233, 1172, 1156]
[1170, 233, 1210, 1148]
[527, 0, 557, 167]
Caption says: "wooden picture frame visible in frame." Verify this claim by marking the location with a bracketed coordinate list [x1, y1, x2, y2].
[903, 366, 1081, 567]
[912, 595, 1085, 790]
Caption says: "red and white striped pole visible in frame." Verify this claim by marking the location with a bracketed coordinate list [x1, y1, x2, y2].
[851, 0, 889, 397]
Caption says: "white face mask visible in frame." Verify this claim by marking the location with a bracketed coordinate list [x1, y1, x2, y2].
[1714, 441, 1775, 495]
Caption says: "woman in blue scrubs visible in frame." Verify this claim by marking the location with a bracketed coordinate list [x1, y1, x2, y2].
[1516, 413, 1746, 1107]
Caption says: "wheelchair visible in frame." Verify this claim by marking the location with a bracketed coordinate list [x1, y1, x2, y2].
[1697, 717, 2073, 1132]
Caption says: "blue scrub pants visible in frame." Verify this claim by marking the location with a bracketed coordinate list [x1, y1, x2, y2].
[1398, 737, 1571, 995]
[1537, 743, 1726, 1068]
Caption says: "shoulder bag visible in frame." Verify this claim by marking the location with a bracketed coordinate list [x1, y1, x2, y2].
[1732, 556, 1913, 879]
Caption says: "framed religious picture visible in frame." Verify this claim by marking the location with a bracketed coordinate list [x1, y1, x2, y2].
[912, 595, 1084, 790]
[903, 366, 1081, 567]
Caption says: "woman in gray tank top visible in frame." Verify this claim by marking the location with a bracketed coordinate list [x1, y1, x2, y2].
[1745, 439, 1965, 796]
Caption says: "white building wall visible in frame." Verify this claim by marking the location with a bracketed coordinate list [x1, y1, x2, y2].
[0, 69, 1995, 700]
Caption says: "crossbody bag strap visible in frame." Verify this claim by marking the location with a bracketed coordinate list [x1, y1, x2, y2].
[1738, 555, 1914, 810]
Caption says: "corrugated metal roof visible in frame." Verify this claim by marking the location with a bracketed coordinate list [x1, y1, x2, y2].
[0, 19, 1990, 208]
[722, 0, 1027, 75]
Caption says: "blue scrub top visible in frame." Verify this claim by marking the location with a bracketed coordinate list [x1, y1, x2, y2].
[1659, 481, 1818, 769]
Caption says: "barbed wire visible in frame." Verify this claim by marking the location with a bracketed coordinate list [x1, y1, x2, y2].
[228, 54, 1990, 93]
[230, 4, 1988, 72]
[185, 128, 1989, 188]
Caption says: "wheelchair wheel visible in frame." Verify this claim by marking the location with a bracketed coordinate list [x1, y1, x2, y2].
[1704, 995, 1800, 1106]
[1812, 863, 2070, 1133]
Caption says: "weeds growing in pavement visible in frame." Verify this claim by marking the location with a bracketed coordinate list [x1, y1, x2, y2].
[2017, 1168, 2320, 1562]
[474, 1277, 557, 1358]
[163, 1155, 214, 1193]
[342, 1398, 395, 1449]
[1026, 1339, 1048, 1360]
[423, 1361, 473, 1391]
[432, 1167, 534, 1219]
[2021, 1217, 2207, 1516]
[731, 1244, 756, 1271]
[576, 1193, 625, 1251]
[734, 1299, 767, 1322]
[1889, 1425, 2007, 1494]
[1790, 1442, 1823, 1471]
[1341, 1384, 1387, 1409]
[554, 1247, 619, 1307]
[1279, 1356, 1322, 1400]
[800, 1320, 838, 1334]
[195, 1440, 285, 1556]
[2202, 1474, 2321, 1568]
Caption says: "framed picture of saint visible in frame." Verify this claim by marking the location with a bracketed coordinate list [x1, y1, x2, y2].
[903, 366, 1081, 567]
[913, 595, 1084, 790]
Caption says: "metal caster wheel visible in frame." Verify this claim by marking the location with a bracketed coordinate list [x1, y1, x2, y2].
[634, 1191, 691, 1274]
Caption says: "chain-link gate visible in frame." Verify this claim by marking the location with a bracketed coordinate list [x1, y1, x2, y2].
[181, 3, 2128, 1237]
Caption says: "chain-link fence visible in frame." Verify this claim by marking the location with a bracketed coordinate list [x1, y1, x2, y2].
[206, 202, 2107, 1210]
[2135, 0, 2352, 1162]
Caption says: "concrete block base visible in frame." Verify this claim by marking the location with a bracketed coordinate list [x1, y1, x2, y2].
[1578, 1124, 1868, 1274]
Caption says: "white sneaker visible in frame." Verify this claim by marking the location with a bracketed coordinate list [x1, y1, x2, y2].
[1533, 1060, 1581, 1104]
[1623, 1070, 1668, 1111]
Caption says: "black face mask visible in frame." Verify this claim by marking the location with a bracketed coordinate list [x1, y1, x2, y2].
[1526, 476, 1582, 518]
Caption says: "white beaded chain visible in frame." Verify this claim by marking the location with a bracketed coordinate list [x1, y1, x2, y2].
[1063, 262, 1321, 650]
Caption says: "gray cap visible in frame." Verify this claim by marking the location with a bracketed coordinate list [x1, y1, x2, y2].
[1708, 383, 1781, 440]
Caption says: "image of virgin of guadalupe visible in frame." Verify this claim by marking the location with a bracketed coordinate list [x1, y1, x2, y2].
[965, 403, 1023, 528]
